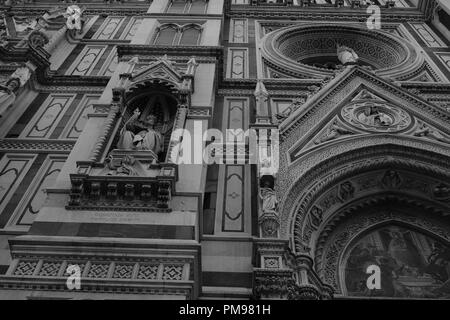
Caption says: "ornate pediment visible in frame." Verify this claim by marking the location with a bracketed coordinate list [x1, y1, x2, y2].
[118, 55, 198, 98]
[281, 66, 450, 164]
[131, 56, 183, 85]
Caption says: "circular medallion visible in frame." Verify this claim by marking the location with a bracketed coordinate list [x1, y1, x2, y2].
[341, 102, 412, 133]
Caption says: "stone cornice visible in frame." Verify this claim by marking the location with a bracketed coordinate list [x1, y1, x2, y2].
[227, 6, 426, 22]
[0, 4, 149, 16]
[0, 139, 75, 153]
[117, 45, 223, 61]
[219, 78, 323, 92]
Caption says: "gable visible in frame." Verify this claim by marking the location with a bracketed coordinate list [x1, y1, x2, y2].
[131, 59, 183, 85]
[280, 67, 450, 165]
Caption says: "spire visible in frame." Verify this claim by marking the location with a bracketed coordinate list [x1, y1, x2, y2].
[254, 79, 269, 99]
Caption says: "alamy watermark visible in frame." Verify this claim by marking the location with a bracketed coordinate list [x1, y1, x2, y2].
[168, 120, 279, 174]
[66, 265, 81, 290]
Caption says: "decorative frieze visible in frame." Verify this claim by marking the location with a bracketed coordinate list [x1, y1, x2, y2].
[0, 139, 74, 153]
[10, 258, 190, 283]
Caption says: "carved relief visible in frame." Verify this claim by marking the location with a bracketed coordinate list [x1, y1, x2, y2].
[412, 120, 450, 144]
[316, 209, 450, 296]
[381, 170, 402, 188]
[341, 102, 412, 133]
[314, 120, 355, 145]
[105, 154, 138, 176]
[433, 183, 450, 202]
[338, 181, 355, 202]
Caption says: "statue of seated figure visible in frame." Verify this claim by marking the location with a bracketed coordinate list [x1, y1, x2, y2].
[118, 109, 164, 155]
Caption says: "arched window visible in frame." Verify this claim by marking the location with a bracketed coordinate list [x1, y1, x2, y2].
[189, 0, 208, 14]
[154, 25, 178, 45]
[154, 23, 202, 46]
[166, 0, 208, 14]
[179, 26, 201, 46]
[167, 0, 187, 13]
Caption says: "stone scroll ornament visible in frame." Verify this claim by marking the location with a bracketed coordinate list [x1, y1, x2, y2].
[64, 5, 82, 31]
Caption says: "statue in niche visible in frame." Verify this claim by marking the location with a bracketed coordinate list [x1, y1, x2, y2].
[118, 108, 164, 155]
[259, 178, 278, 215]
[413, 122, 449, 144]
[358, 103, 393, 127]
[337, 44, 359, 65]
[0, 66, 31, 117]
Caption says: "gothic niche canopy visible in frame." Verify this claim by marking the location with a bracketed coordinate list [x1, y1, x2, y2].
[68, 56, 197, 212]
[261, 25, 422, 79]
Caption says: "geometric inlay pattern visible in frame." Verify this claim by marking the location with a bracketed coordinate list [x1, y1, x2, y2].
[86, 263, 110, 278]
[263, 257, 280, 269]
[162, 265, 183, 280]
[14, 261, 38, 276]
[38, 261, 62, 277]
[137, 264, 159, 280]
[112, 264, 134, 279]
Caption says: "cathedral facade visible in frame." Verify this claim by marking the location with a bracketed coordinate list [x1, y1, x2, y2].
[0, 0, 449, 300]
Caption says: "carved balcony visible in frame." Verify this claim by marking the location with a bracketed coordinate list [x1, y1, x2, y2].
[68, 150, 177, 212]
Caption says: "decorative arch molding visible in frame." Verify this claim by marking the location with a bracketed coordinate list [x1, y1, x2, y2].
[314, 202, 450, 295]
[288, 133, 450, 167]
[279, 144, 450, 251]
[260, 24, 423, 80]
